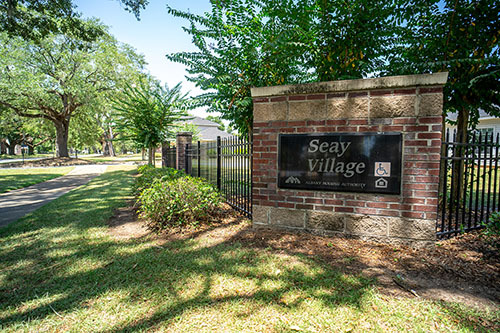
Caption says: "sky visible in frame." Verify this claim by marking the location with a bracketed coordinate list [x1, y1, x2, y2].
[74, 0, 213, 117]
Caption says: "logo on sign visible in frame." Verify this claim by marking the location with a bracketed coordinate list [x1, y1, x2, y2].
[285, 176, 301, 184]
[374, 162, 391, 177]
[375, 178, 388, 188]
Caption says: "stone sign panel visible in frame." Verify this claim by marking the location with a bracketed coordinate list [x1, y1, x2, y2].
[278, 133, 402, 194]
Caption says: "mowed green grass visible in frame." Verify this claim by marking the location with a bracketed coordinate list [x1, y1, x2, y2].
[0, 166, 74, 193]
[0, 165, 498, 332]
[0, 153, 52, 160]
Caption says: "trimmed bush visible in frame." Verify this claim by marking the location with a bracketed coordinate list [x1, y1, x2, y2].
[483, 212, 500, 250]
[138, 176, 223, 230]
[134, 165, 185, 195]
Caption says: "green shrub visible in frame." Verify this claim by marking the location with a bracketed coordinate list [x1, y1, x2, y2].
[484, 212, 500, 237]
[138, 176, 223, 230]
[482, 212, 500, 250]
[134, 165, 185, 195]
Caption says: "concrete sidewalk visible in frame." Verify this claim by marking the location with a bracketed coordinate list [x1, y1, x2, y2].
[0, 165, 108, 228]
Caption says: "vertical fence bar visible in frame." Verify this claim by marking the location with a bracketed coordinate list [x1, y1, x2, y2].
[486, 132, 494, 223]
[447, 130, 456, 236]
[217, 136, 221, 191]
[454, 131, 463, 233]
[244, 140, 248, 215]
[460, 132, 469, 232]
[222, 138, 230, 201]
[250, 138, 253, 217]
[480, 133, 488, 224]
[467, 132, 477, 228]
[493, 133, 499, 214]
[238, 137, 242, 208]
[440, 129, 449, 235]
[474, 132, 482, 226]
[197, 141, 201, 177]
[230, 136, 234, 205]
[185, 143, 189, 174]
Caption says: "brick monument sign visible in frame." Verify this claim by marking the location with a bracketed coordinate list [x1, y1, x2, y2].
[250, 73, 448, 247]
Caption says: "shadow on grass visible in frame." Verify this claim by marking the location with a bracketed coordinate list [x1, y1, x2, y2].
[0, 173, 67, 194]
[0, 169, 497, 331]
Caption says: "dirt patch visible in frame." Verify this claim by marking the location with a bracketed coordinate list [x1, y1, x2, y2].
[107, 203, 500, 309]
[108, 202, 151, 240]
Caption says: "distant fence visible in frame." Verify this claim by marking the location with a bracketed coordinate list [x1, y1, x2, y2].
[438, 130, 500, 238]
[162, 145, 177, 168]
[182, 136, 252, 218]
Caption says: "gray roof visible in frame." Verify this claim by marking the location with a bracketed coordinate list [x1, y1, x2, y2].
[179, 116, 233, 141]
[185, 116, 220, 127]
[198, 126, 234, 141]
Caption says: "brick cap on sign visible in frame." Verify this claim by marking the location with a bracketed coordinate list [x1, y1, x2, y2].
[250, 72, 448, 97]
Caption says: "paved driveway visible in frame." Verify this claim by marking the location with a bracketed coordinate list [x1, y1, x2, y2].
[0, 165, 108, 227]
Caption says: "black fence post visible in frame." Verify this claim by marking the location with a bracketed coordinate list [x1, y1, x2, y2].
[217, 136, 221, 191]
[185, 143, 189, 175]
[198, 140, 201, 178]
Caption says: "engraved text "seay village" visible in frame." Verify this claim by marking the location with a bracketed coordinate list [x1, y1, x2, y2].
[307, 139, 366, 177]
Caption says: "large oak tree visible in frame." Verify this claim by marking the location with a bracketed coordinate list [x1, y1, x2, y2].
[0, 21, 146, 157]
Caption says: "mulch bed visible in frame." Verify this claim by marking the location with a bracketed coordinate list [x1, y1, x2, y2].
[109, 203, 500, 310]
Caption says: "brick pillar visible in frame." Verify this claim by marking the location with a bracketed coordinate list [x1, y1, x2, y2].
[176, 132, 192, 171]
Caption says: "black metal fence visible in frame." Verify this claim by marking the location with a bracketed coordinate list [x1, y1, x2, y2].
[185, 136, 252, 218]
[438, 129, 500, 238]
[162, 144, 177, 168]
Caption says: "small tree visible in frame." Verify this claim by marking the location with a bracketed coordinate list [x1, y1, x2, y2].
[206, 115, 225, 131]
[176, 122, 201, 142]
[113, 80, 188, 165]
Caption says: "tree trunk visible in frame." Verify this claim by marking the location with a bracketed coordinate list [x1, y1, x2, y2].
[102, 127, 116, 157]
[451, 108, 469, 205]
[7, 145, 15, 155]
[1, 140, 7, 155]
[142, 148, 146, 161]
[148, 146, 154, 166]
[54, 119, 70, 158]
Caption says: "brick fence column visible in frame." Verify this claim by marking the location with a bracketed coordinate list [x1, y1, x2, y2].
[176, 132, 192, 171]
[250, 73, 448, 248]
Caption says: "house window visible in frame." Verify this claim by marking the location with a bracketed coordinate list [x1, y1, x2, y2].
[478, 128, 494, 137]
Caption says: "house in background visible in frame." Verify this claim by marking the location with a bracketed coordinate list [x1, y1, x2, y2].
[184, 116, 234, 141]
[447, 110, 500, 137]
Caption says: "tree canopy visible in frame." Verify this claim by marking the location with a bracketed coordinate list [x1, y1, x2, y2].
[386, 0, 500, 137]
[167, 0, 313, 138]
[0, 0, 148, 43]
[167, 0, 499, 136]
[0, 20, 146, 156]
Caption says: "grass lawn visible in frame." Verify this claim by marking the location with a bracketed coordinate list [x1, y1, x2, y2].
[0, 166, 74, 194]
[0, 153, 52, 160]
[0, 165, 498, 332]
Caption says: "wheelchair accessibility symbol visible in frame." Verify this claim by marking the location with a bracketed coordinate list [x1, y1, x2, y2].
[374, 162, 391, 177]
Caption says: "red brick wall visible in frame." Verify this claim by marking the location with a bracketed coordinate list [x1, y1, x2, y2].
[252, 115, 442, 220]
[250, 74, 448, 247]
